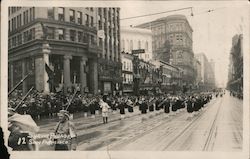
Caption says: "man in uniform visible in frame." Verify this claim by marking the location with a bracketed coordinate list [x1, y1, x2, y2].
[54, 110, 77, 151]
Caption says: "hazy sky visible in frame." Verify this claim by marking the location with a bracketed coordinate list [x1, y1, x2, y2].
[117, 1, 248, 87]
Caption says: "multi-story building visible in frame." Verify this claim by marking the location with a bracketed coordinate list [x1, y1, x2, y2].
[194, 58, 202, 87]
[152, 60, 183, 94]
[121, 26, 152, 62]
[120, 26, 152, 94]
[8, 7, 121, 95]
[195, 53, 215, 90]
[96, 7, 122, 95]
[121, 52, 133, 94]
[137, 14, 196, 86]
[227, 34, 243, 94]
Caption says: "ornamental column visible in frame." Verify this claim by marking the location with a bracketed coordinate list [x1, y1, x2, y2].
[63, 55, 72, 93]
[80, 56, 88, 95]
[43, 43, 51, 93]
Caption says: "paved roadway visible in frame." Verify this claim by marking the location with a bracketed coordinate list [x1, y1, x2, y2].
[38, 91, 242, 151]
[78, 92, 242, 151]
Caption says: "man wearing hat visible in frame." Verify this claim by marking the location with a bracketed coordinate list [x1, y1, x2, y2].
[54, 110, 77, 151]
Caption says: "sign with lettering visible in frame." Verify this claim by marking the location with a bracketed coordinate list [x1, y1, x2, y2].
[132, 49, 145, 54]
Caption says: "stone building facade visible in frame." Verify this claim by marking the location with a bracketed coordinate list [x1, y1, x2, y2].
[96, 7, 122, 95]
[8, 7, 121, 95]
[121, 27, 152, 62]
[137, 14, 196, 86]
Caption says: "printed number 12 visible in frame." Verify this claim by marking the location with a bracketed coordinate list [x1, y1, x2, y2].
[17, 137, 26, 145]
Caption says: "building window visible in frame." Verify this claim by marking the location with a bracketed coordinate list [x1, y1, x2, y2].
[98, 20, 102, 30]
[11, 19, 14, 31]
[48, 7, 54, 19]
[58, 7, 65, 21]
[69, 9, 75, 23]
[29, 7, 35, 21]
[47, 27, 55, 39]
[138, 40, 141, 49]
[16, 15, 20, 28]
[23, 31, 28, 42]
[77, 11, 82, 24]
[12, 37, 17, 47]
[58, 28, 65, 40]
[85, 14, 89, 26]
[8, 38, 11, 48]
[8, 20, 10, 32]
[13, 17, 16, 30]
[23, 11, 26, 25]
[17, 34, 22, 45]
[23, 10, 29, 25]
[78, 31, 83, 43]
[89, 35, 95, 45]
[90, 16, 94, 27]
[27, 28, 35, 41]
[70, 30, 76, 41]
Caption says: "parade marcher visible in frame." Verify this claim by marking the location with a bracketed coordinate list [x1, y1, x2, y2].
[140, 98, 148, 114]
[118, 98, 126, 119]
[89, 98, 96, 119]
[126, 98, 134, 113]
[54, 110, 77, 151]
[164, 98, 171, 114]
[99, 99, 110, 124]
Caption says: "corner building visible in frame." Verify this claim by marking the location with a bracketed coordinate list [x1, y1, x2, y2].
[8, 7, 121, 95]
[96, 8, 122, 95]
[137, 15, 196, 86]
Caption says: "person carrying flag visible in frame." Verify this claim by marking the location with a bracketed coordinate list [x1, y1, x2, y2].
[54, 110, 77, 151]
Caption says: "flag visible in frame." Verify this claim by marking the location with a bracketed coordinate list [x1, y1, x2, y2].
[45, 63, 56, 92]
[9, 114, 39, 133]
[45, 63, 54, 82]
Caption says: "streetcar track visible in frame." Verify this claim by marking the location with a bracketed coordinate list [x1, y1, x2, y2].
[202, 96, 224, 151]
[161, 98, 220, 150]
[102, 112, 183, 150]
[80, 97, 220, 150]
[78, 111, 169, 148]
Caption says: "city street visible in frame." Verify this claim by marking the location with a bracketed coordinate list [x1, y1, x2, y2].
[38, 91, 242, 151]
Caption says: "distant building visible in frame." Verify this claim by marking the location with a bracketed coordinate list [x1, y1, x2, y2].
[227, 34, 243, 94]
[194, 58, 202, 86]
[195, 53, 215, 89]
[137, 14, 196, 86]
[121, 52, 134, 94]
[152, 60, 183, 94]
[121, 26, 152, 62]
